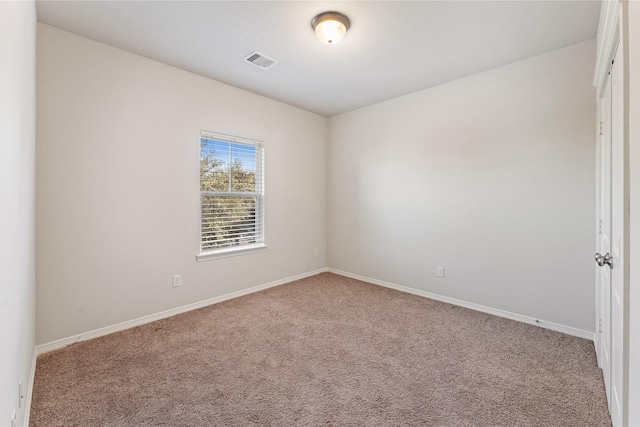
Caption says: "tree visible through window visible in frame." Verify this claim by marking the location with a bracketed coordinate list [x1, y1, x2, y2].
[200, 132, 264, 253]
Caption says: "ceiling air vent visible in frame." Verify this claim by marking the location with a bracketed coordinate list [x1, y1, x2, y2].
[243, 51, 278, 70]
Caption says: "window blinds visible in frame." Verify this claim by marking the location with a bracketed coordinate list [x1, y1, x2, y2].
[200, 132, 264, 252]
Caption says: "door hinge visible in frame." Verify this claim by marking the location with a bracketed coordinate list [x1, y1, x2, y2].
[598, 219, 603, 233]
[599, 121, 605, 136]
[599, 318, 603, 333]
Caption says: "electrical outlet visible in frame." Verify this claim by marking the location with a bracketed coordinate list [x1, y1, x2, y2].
[18, 378, 23, 408]
[436, 267, 445, 278]
[172, 274, 182, 288]
[314, 248, 319, 257]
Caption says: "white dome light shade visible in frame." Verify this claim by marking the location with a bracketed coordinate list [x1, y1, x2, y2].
[311, 12, 350, 45]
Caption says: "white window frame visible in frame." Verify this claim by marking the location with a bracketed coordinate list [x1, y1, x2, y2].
[197, 131, 266, 262]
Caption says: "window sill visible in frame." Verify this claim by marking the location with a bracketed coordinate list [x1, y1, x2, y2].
[196, 243, 268, 262]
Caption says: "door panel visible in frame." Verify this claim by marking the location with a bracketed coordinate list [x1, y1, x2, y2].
[610, 49, 624, 427]
[599, 74, 612, 409]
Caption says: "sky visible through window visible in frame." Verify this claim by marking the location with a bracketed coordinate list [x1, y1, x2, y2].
[200, 138, 257, 173]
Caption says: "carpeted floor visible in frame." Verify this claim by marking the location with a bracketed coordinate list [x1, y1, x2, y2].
[30, 272, 611, 426]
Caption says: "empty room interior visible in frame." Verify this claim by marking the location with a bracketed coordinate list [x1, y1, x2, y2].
[2, 0, 640, 426]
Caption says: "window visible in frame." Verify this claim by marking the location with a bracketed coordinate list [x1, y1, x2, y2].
[198, 131, 265, 260]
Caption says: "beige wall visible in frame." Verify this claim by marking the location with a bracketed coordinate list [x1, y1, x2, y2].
[36, 24, 600, 346]
[328, 40, 596, 332]
[0, 1, 36, 425]
[36, 24, 328, 344]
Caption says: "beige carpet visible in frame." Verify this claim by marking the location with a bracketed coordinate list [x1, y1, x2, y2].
[31, 272, 610, 426]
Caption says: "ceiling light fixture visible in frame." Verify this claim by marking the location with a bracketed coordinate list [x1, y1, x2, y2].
[311, 11, 350, 45]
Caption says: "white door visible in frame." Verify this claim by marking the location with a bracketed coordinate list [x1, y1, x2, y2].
[597, 71, 612, 410]
[609, 49, 625, 427]
[596, 44, 626, 426]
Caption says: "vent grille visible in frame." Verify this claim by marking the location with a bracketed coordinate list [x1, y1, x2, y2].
[244, 51, 278, 70]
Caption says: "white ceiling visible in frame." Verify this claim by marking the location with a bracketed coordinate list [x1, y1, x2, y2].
[36, 1, 601, 117]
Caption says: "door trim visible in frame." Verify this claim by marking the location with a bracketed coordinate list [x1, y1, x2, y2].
[593, 0, 621, 95]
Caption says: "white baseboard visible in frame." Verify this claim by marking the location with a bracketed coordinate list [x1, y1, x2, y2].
[34, 268, 328, 356]
[22, 349, 37, 427]
[328, 268, 595, 341]
[34, 266, 594, 354]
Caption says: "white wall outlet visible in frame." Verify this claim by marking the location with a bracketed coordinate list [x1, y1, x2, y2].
[314, 248, 319, 257]
[172, 274, 182, 288]
[436, 267, 445, 278]
[18, 378, 23, 408]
